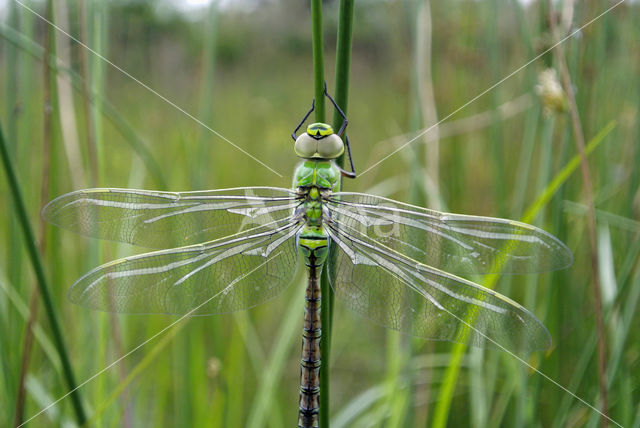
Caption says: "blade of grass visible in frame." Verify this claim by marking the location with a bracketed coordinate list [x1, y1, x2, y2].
[86, 308, 283, 426]
[194, 1, 219, 189]
[3, 0, 21, 423]
[89, 0, 108, 186]
[546, 4, 609, 423]
[0, 272, 61, 375]
[411, 0, 440, 424]
[521, 121, 615, 223]
[0, 118, 86, 424]
[53, 0, 85, 189]
[224, 322, 246, 427]
[312, 0, 325, 124]
[431, 120, 615, 428]
[14, 0, 58, 423]
[234, 311, 284, 428]
[78, 0, 98, 187]
[387, 1, 437, 425]
[321, 2, 354, 426]
[86, 320, 184, 424]
[246, 283, 305, 428]
[0, 23, 167, 188]
[487, 0, 506, 218]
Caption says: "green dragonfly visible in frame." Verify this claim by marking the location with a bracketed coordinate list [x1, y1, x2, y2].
[43, 91, 572, 428]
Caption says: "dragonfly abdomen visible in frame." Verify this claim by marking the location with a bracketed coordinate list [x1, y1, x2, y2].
[297, 226, 328, 428]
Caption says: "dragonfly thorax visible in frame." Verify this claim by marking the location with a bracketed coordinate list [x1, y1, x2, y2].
[297, 186, 328, 228]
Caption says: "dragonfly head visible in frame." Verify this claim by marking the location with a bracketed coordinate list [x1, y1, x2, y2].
[294, 122, 345, 160]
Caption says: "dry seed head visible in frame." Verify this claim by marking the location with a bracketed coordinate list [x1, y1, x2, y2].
[535, 68, 568, 115]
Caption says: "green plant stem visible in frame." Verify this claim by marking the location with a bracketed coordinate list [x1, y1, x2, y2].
[15, 1, 57, 423]
[78, 0, 98, 187]
[311, 0, 325, 123]
[431, 120, 615, 428]
[0, 120, 87, 424]
[546, 2, 609, 424]
[315, 2, 354, 427]
[332, 0, 354, 138]
[311, 1, 330, 426]
[5, 0, 23, 423]
[0, 24, 166, 188]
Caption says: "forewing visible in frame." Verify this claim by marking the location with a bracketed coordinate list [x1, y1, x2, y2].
[325, 192, 572, 275]
[43, 187, 300, 248]
[69, 219, 301, 315]
[326, 219, 551, 353]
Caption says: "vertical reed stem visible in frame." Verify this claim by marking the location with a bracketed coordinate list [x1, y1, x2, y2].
[311, 0, 325, 123]
[332, 0, 354, 138]
[0, 120, 87, 424]
[546, 2, 609, 425]
[319, 2, 354, 427]
[310, 2, 329, 426]
[78, 0, 98, 187]
[15, 1, 55, 423]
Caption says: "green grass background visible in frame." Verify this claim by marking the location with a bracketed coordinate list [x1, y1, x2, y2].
[1, 0, 639, 426]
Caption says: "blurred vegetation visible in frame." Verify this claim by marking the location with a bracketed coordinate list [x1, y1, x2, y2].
[0, 0, 639, 426]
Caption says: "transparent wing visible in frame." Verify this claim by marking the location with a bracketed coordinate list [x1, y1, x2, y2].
[326, 218, 551, 353]
[325, 192, 573, 275]
[69, 218, 302, 315]
[43, 187, 300, 248]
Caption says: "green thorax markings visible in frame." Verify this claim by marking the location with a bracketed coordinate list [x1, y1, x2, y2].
[294, 160, 341, 192]
[294, 160, 340, 229]
[294, 160, 339, 266]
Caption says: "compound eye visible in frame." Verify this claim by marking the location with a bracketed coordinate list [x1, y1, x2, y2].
[317, 134, 344, 159]
[294, 133, 318, 158]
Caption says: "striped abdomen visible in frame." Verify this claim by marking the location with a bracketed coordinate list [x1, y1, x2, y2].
[297, 227, 328, 428]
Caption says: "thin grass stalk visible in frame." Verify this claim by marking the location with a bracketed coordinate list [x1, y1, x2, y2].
[234, 311, 284, 427]
[411, 0, 440, 424]
[332, 0, 354, 139]
[5, 2, 24, 292]
[504, 39, 543, 423]
[551, 237, 640, 427]
[546, 2, 609, 424]
[53, 0, 85, 189]
[14, 292, 39, 427]
[90, 0, 107, 185]
[385, 0, 433, 425]
[0, 24, 167, 188]
[6, 19, 37, 422]
[224, 327, 245, 427]
[0, 272, 62, 373]
[246, 284, 306, 428]
[319, 2, 354, 426]
[78, 0, 98, 187]
[87, 321, 184, 424]
[0, 119, 87, 424]
[86, 3, 132, 425]
[431, 121, 615, 428]
[82, 3, 111, 423]
[416, 0, 440, 210]
[3, 0, 21, 423]
[311, 0, 325, 124]
[311, 0, 329, 425]
[194, 2, 218, 189]
[178, 18, 222, 419]
[14, 0, 59, 422]
[519, 115, 560, 427]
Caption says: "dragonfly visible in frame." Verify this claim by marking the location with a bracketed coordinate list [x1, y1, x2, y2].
[44, 89, 573, 428]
